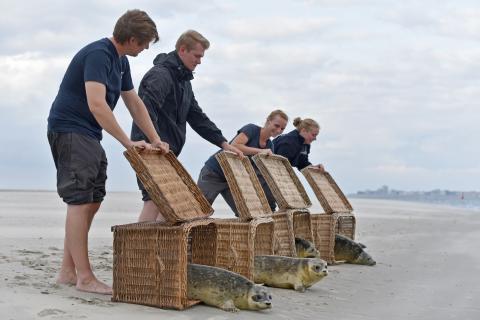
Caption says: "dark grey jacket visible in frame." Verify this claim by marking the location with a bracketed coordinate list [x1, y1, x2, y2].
[131, 51, 226, 155]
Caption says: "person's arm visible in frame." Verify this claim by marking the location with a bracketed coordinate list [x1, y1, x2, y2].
[121, 89, 169, 153]
[186, 95, 242, 157]
[85, 81, 150, 149]
[187, 97, 227, 145]
[231, 132, 272, 156]
[220, 141, 243, 156]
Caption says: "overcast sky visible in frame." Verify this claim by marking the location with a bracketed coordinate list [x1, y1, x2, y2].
[0, 0, 479, 194]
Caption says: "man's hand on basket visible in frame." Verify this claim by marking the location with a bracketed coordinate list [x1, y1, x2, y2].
[128, 140, 153, 151]
[151, 138, 170, 154]
[221, 142, 244, 157]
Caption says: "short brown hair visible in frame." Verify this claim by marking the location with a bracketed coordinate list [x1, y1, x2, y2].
[267, 109, 288, 122]
[175, 30, 210, 51]
[113, 9, 159, 45]
[293, 117, 320, 132]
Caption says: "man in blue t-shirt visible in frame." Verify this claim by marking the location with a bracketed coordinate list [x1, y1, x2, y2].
[47, 10, 169, 295]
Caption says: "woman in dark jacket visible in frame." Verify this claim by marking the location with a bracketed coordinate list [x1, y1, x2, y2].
[273, 117, 324, 171]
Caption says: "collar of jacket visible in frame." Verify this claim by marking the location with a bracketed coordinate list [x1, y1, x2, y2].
[292, 129, 306, 144]
[170, 51, 194, 81]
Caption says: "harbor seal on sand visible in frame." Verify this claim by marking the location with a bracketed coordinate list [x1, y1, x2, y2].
[334, 234, 376, 266]
[187, 264, 272, 312]
[254, 256, 328, 292]
[295, 237, 321, 258]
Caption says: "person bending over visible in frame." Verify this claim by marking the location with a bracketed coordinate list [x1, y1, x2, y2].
[273, 117, 324, 172]
[198, 110, 288, 215]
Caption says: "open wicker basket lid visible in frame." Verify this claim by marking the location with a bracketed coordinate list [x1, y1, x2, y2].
[252, 154, 312, 210]
[301, 167, 353, 214]
[215, 151, 273, 221]
[124, 148, 213, 224]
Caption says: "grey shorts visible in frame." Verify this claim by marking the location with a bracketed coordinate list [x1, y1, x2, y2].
[137, 177, 151, 202]
[197, 165, 239, 216]
[47, 131, 107, 204]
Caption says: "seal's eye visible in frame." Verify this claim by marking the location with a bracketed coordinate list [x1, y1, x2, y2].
[314, 265, 321, 272]
[252, 294, 263, 302]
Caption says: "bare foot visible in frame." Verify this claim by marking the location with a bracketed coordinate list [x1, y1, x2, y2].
[76, 277, 112, 295]
[56, 270, 77, 286]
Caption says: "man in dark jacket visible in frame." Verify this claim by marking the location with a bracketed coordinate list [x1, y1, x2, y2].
[131, 29, 242, 222]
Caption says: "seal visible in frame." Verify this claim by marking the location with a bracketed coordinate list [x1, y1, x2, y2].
[187, 263, 272, 312]
[334, 234, 376, 266]
[295, 237, 321, 258]
[254, 256, 328, 292]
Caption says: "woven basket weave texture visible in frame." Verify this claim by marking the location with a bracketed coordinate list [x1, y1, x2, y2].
[111, 220, 216, 310]
[252, 154, 311, 210]
[124, 148, 213, 224]
[301, 168, 353, 214]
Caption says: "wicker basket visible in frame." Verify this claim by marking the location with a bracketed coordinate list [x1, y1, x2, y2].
[252, 155, 358, 263]
[311, 213, 356, 263]
[215, 151, 272, 220]
[213, 218, 274, 280]
[124, 148, 213, 224]
[301, 168, 353, 214]
[111, 219, 217, 310]
[215, 151, 311, 257]
[252, 154, 311, 210]
[271, 209, 314, 257]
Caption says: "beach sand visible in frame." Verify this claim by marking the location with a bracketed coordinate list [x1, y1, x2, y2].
[0, 191, 479, 320]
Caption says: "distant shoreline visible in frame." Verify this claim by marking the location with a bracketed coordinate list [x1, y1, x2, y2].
[349, 194, 480, 210]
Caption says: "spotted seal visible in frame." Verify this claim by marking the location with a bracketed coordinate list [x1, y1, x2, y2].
[334, 234, 376, 266]
[254, 256, 328, 292]
[187, 264, 272, 312]
[295, 237, 321, 258]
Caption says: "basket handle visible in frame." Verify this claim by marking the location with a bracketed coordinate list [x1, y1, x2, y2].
[273, 234, 281, 254]
[228, 245, 238, 269]
[156, 256, 166, 274]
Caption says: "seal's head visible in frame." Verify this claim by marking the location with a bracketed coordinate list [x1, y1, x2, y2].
[353, 251, 376, 266]
[295, 237, 321, 258]
[247, 285, 272, 310]
[307, 258, 328, 281]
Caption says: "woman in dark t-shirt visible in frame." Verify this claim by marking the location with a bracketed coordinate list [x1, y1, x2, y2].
[198, 110, 288, 216]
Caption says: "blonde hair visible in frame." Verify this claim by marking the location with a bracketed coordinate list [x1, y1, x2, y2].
[175, 30, 210, 51]
[113, 9, 159, 45]
[293, 117, 319, 132]
[267, 109, 288, 122]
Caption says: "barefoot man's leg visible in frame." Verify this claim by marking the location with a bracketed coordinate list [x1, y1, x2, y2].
[57, 202, 101, 286]
[138, 200, 166, 223]
[65, 203, 111, 294]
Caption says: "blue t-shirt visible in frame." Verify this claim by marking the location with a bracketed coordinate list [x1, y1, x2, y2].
[205, 123, 273, 176]
[47, 38, 134, 140]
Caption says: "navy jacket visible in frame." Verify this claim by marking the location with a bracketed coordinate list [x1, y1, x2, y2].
[131, 51, 226, 155]
[273, 129, 312, 170]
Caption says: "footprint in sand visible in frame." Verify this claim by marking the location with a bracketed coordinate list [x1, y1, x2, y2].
[37, 308, 66, 317]
[68, 296, 115, 307]
[16, 249, 44, 255]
